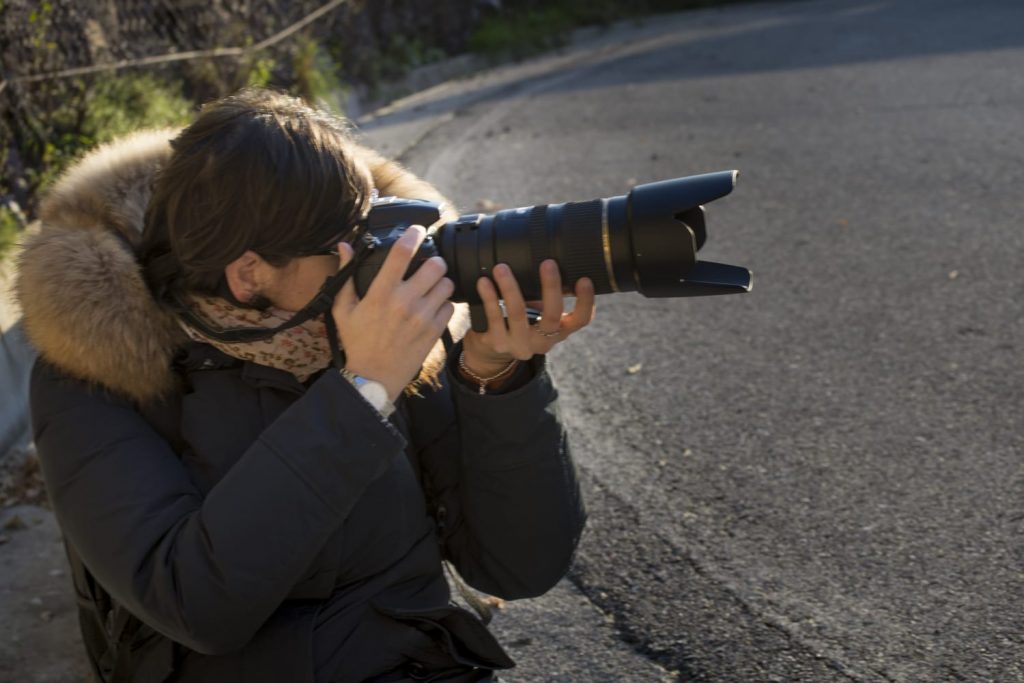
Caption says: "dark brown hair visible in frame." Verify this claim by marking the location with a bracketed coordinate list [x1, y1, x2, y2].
[141, 88, 372, 302]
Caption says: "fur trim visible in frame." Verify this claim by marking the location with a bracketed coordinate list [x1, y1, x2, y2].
[17, 226, 187, 402]
[15, 129, 468, 404]
[39, 129, 178, 248]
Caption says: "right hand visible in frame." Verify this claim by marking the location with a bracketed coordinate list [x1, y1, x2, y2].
[331, 225, 455, 403]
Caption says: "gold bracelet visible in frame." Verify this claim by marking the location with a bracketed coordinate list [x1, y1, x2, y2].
[458, 351, 519, 395]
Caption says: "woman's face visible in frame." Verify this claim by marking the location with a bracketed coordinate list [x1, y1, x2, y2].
[261, 254, 339, 312]
[224, 250, 339, 313]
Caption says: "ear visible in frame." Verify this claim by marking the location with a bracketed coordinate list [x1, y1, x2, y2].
[224, 250, 266, 303]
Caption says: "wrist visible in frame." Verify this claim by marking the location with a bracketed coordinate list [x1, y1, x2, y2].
[340, 367, 398, 414]
[457, 350, 519, 396]
[460, 353, 515, 378]
[461, 335, 516, 376]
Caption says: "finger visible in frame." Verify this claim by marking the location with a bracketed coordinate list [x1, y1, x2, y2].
[563, 276, 596, 332]
[492, 264, 531, 341]
[433, 301, 456, 334]
[476, 275, 510, 348]
[404, 255, 448, 298]
[421, 276, 455, 316]
[537, 259, 564, 331]
[367, 225, 426, 295]
[332, 241, 359, 317]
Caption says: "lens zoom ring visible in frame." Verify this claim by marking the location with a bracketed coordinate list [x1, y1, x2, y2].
[528, 206, 552, 262]
[559, 199, 610, 292]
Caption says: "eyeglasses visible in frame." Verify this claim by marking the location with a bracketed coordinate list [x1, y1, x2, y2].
[294, 245, 340, 257]
[293, 229, 356, 257]
[291, 190, 379, 258]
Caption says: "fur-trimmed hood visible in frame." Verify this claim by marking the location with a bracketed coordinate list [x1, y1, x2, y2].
[15, 129, 465, 404]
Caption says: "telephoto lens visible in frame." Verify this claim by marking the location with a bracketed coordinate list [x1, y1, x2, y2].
[353, 171, 752, 332]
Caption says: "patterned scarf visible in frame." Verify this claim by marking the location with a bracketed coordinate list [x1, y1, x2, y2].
[179, 294, 460, 392]
[179, 295, 333, 382]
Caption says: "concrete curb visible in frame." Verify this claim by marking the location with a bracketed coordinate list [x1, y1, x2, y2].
[0, 321, 34, 459]
[1, 256, 34, 462]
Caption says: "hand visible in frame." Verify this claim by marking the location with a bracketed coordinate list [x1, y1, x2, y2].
[331, 226, 455, 402]
[462, 259, 596, 376]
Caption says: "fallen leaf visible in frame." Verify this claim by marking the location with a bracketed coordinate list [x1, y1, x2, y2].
[3, 515, 27, 531]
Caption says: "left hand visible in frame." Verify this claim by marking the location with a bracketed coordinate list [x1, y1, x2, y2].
[462, 259, 596, 375]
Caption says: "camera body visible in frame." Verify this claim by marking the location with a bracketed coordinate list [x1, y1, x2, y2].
[351, 196, 445, 299]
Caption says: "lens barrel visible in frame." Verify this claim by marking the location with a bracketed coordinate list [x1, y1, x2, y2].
[432, 170, 749, 300]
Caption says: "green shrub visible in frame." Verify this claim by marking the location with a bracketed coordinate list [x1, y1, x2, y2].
[0, 206, 22, 260]
[293, 38, 344, 109]
[246, 54, 277, 89]
[82, 72, 193, 144]
[469, 0, 750, 62]
[468, 7, 577, 62]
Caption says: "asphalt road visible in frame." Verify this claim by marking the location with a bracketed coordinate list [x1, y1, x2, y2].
[365, 0, 1024, 680]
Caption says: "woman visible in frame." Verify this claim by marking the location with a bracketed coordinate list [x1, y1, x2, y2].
[16, 88, 592, 682]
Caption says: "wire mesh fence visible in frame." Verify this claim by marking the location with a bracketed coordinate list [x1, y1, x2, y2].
[0, 0, 491, 241]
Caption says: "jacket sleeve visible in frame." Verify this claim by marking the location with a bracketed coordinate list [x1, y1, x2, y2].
[422, 341, 587, 600]
[30, 360, 406, 655]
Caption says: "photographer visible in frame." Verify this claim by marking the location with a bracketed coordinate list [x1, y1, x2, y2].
[16, 88, 592, 682]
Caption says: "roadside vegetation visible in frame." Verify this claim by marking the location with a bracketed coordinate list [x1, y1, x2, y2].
[0, 208, 18, 258]
[468, 0, 752, 61]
